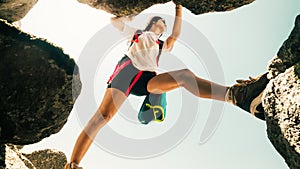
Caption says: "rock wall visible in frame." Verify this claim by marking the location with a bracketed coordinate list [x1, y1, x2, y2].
[0, 145, 4, 168]
[263, 15, 300, 169]
[0, 19, 81, 168]
[0, 19, 81, 145]
[174, 0, 255, 14]
[1, 1, 81, 169]
[77, 0, 255, 16]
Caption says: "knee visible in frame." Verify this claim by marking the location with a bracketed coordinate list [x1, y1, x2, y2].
[84, 110, 113, 135]
[98, 106, 114, 122]
[177, 69, 194, 83]
[90, 107, 115, 126]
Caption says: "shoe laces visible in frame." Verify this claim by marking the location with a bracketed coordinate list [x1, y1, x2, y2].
[235, 74, 262, 87]
[229, 75, 261, 104]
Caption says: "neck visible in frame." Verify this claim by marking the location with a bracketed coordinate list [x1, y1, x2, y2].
[149, 27, 162, 36]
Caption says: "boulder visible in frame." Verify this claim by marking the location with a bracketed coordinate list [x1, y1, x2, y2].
[0, 145, 4, 169]
[0, 19, 81, 145]
[174, 0, 255, 14]
[263, 15, 300, 169]
[77, 0, 255, 16]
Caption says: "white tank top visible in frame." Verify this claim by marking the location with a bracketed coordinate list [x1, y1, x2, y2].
[121, 25, 170, 72]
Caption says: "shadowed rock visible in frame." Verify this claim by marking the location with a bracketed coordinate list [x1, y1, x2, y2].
[0, 145, 4, 169]
[77, 0, 255, 16]
[263, 14, 300, 169]
[0, 0, 38, 22]
[0, 19, 81, 145]
[174, 0, 255, 14]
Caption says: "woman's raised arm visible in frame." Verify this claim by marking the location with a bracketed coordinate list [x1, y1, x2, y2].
[110, 15, 135, 32]
[165, 3, 182, 50]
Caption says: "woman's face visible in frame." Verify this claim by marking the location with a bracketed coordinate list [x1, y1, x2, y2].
[154, 18, 166, 33]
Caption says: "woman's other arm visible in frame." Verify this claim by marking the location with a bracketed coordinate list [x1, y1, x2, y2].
[110, 16, 135, 32]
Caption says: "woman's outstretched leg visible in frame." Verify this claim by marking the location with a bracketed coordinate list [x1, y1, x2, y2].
[147, 69, 269, 120]
[66, 88, 127, 168]
[147, 69, 229, 101]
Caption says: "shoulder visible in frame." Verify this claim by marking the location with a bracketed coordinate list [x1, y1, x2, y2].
[136, 29, 143, 34]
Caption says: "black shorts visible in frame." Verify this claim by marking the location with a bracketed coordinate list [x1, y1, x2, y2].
[107, 56, 156, 96]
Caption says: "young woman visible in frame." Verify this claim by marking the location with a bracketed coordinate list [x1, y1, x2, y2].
[64, 3, 268, 169]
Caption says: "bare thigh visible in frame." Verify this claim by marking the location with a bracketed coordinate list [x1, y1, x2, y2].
[147, 69, 188, 94]
[147, 69, 228, 101]
[99, 88, 127, 115]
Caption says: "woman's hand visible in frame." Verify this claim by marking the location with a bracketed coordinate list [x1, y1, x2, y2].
[173, 1, 182, 11]
[175, 3, 182, 12]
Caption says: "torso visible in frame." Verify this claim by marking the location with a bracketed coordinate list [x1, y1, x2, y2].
[126, 31, 162, 72]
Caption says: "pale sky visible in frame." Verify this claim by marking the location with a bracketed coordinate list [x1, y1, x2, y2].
[19, 0, 300, 169]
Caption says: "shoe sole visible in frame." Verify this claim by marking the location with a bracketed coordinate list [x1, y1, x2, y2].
[250, 89, 264, 115]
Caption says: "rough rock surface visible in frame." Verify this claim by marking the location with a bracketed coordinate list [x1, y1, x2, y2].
[77, 0, 255, 16]
[0, 19, 81, 145]
[174, 0, 255, 15]
[23, 149, 67, 169]
[0, 0, 38, 22]
[3, 144, 67, 169]
[263, 15, 300, 169]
